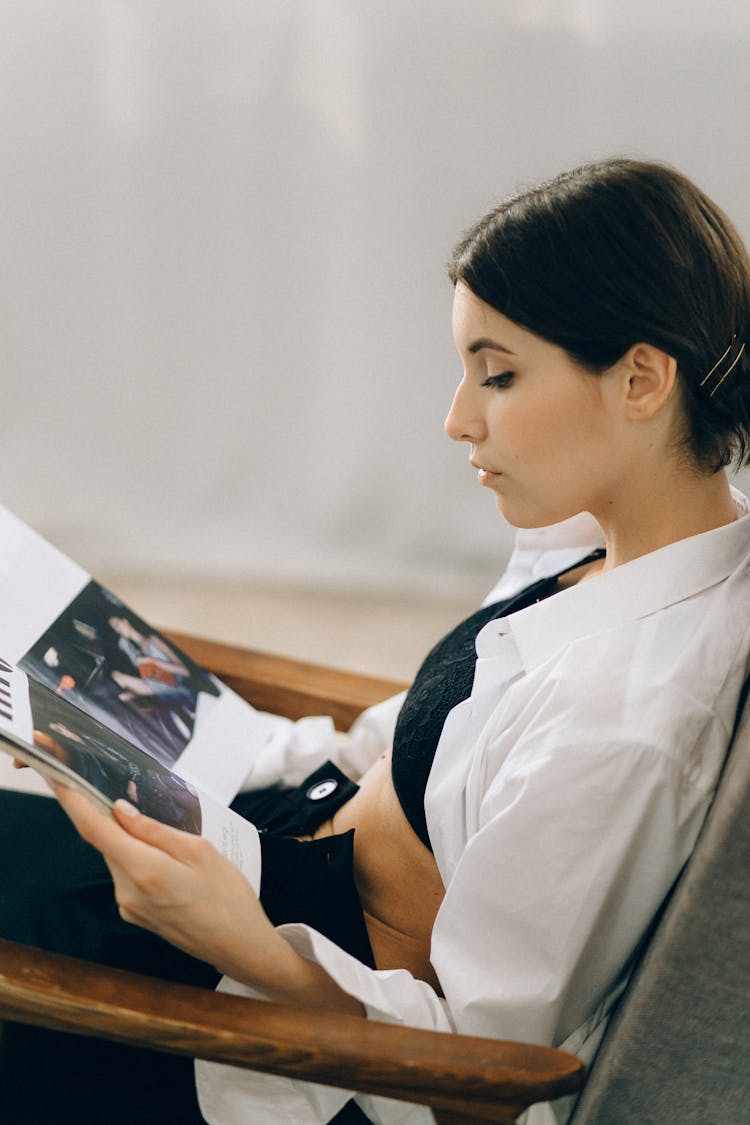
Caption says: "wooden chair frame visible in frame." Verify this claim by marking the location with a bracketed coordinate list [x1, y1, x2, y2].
[0, 631, 585, 1123]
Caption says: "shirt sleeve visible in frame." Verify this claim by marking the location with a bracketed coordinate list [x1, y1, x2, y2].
[203, 718, 714, 1125]
[238, 690, 407, 791]
[285, 733, 710, 1049]
[195, 945, 444, 1125]
[432, 735, 712, 1047]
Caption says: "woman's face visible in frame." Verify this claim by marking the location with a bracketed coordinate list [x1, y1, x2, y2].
[446, 282, 625, 529]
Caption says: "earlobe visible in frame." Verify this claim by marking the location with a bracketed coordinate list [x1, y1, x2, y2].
[622, 343, 678, 419]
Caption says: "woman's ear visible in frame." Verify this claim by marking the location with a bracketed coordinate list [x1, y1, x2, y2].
[620, 343, 679, 420]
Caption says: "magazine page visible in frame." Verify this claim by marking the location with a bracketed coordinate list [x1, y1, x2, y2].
[0, 658, 261, 892]
[0, 503, 281, 805]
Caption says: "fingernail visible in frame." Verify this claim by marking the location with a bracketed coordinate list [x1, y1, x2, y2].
[114, 798, 139, 818]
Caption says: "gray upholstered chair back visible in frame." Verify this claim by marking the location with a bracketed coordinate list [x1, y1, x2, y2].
[571, 684, 750, 1123]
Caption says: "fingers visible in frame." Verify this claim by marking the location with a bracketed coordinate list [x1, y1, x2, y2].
[53, 783, 135, 860]
[53, 784, 194, 916]
[111, 798, 207, 863]
[53, 780, 107, 824]
[54, 782, 275, 980]
[53, 782, 207, 871]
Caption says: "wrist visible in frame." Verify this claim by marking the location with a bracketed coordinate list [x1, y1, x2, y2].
[228, 932, 365, 1018]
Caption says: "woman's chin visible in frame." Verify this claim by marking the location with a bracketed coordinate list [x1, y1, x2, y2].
[494, 494, 572, 531]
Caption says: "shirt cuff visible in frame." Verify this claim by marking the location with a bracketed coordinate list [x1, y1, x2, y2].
[196, 951, 441, 1125]
[195, 975, 355, 1124]
[278, 923, 453, 1031]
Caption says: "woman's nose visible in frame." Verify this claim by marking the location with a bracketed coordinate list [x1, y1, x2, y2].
[444, 379, 483, 443]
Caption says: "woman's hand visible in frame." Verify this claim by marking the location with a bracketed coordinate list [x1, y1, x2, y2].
[54, 782, 277, 975]
[53, 783, 364, 1016]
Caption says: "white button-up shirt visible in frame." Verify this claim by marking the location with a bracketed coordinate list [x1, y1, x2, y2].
[197, 493, 750, 1125]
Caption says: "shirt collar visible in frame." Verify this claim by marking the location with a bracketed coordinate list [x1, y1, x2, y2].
[495, 500, 750, 674]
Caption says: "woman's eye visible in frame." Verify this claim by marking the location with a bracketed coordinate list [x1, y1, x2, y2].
[482, 371, 514, 389]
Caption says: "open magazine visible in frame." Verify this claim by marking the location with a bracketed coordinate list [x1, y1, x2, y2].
[0, 503, 277, 891]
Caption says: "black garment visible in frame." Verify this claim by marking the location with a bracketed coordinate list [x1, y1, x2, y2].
[234, 762, 375, 969]
[0, 765, 373, 1125]
[0, 792, 213, 1125]
[391, 550, 605, 849]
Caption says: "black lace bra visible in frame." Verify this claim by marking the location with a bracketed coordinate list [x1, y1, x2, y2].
[390, 550, 605, 850]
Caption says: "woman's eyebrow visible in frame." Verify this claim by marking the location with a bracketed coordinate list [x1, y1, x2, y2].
[467, 337, 515, 355]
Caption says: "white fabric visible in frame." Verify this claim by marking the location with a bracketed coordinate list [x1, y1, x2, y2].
[198, 493, 750, 1125]
[235, 508, 609, 797]
[238, 694, 408, 794]
[481, 510, 605, 605]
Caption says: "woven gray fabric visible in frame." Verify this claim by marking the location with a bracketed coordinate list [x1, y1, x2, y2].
[570, 687, 750, 1124]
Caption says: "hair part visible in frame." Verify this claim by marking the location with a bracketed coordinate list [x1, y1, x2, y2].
[448, 158, 750, 472]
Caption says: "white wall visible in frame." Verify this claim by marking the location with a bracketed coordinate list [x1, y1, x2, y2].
[3, 1, 750, 599]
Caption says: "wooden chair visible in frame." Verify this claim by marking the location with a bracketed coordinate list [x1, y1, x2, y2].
[0, 631, 584, 1123]
[3, 629, 749, 1121]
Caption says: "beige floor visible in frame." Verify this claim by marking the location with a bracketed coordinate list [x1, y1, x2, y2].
[102, 575, 479, 684]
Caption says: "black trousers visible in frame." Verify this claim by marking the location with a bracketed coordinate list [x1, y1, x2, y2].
[0, 763, 372, 1124]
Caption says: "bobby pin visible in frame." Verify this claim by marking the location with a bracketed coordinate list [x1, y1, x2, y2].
[699, 339, 734, 388]
[709, 341, 746, 397]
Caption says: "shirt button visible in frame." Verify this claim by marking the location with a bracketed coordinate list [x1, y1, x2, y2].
[306, 779, 338, 801]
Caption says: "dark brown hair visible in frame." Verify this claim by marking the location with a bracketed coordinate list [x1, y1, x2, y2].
[448, 158, 750, 470]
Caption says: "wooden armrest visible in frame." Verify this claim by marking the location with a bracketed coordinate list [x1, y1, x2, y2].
[0, 634, 584, 1117]
[0, 939, 584, 1123]
[165, 629, 408, 730]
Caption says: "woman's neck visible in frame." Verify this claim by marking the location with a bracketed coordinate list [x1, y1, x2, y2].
[593, 465, 737, 572]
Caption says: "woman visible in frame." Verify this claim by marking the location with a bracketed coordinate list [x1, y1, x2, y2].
[3, 157, 750, 1125]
